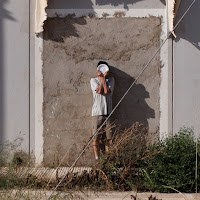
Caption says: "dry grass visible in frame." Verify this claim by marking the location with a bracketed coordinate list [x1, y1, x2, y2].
[1, 123, 196, 199]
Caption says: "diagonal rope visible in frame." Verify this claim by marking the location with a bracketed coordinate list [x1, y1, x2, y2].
[195, 138, 198, 194]
[47, 0, 197, 199]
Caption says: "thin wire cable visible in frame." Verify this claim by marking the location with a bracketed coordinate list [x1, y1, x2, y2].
[195, 138, 198, 194]
[47, 0, 197, 199]
[28, 0, 31, 159]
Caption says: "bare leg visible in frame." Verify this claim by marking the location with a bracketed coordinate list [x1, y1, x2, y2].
[105, 139, 112, 152]
[93, 140, 100, 160]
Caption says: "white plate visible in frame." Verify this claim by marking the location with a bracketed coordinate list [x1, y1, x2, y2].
[97, 64, 109, 75]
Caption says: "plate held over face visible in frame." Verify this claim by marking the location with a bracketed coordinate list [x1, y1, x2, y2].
[97, 64, 109, 75]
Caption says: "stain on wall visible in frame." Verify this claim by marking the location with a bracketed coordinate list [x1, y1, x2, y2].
[43, 16, 161, 166]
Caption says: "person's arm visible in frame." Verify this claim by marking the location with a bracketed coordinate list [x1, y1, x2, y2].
[96, 80, 104, 94]
[96, 71, 104, 94]
[102, 71, 111, 95]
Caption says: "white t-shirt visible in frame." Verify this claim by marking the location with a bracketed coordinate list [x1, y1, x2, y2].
[90, 77, 115, 116]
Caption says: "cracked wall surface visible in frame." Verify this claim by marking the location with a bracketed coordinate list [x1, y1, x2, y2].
[43, 16, 161, 166]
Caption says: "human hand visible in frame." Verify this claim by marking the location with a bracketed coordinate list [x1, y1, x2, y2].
[104, 71, 110, 78]
[97, 70, 103, 77]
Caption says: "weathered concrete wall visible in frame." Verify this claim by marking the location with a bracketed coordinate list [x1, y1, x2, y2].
[0, 0, 30, 153]
[173, 0, 200, 136]
[46, 0, 166, 19]
[43, 16, 161, 166]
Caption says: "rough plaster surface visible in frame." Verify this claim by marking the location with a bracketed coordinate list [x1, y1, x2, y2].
[43, 16, 161, 166]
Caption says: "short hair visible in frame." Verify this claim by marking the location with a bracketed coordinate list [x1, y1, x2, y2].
[97, 61, 109, 68]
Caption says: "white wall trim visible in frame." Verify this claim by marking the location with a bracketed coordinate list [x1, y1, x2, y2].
[34, 35, 44, 166]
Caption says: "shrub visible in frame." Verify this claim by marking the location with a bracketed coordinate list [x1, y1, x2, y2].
[0, 126, 199, 194]
[11, 151, 31, 168]
[95, 122, 149, 191]
[142, 127, 200, 192]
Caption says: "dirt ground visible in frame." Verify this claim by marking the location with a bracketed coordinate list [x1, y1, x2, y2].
[1, 190, 199, 200]
[43, 16, 161, 166]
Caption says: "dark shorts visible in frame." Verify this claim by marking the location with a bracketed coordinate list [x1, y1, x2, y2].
[92, 115, 113, 141]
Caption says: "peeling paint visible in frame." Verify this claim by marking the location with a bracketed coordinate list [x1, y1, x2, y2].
[35, 0, 47, 33]
[168, 0, 176, 32]
[168, 0, 183, 32]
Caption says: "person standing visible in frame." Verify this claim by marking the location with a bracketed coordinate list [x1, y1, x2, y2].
[90, 61, 115, 160]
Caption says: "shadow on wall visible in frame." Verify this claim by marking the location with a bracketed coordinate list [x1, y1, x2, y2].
[109, 66, 155, 129]
[160, 0, 166, 5]
[43, 15, 88, 42]
[175, 0, 200, 50]
[95, 0, 144, 10]
[47, 0, 94, 9]
[47, 0, 166, 9]
[0, 0, 15, 146]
